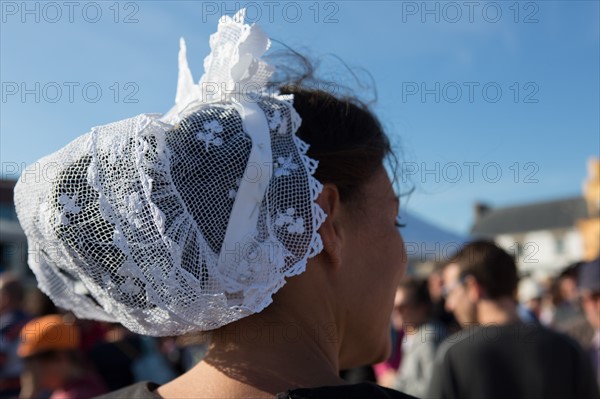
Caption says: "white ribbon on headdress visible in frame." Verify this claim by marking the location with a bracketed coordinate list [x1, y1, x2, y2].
[161, 9, 276, 289]
[219, 98, 272, 289]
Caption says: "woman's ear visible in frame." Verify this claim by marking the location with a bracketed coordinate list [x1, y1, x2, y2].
[315, 184, 344, 270]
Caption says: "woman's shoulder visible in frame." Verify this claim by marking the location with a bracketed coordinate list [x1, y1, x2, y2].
[279, 382, 418, 399]
[94, 381, 417, 399]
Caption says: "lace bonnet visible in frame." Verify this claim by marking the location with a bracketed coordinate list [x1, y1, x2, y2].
[14, 9, 326, 336]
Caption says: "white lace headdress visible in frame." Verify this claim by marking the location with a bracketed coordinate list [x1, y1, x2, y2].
[14, 10, 326, 336]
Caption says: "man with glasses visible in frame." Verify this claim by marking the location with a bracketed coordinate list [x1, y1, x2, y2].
[427, 240, 599, 399]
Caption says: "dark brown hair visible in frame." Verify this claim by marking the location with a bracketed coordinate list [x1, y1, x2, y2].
[268, 47, 395, 204]
[448, 240, 518, 299]
[279, 86, 392, 204]
[398, 278, 432, 310]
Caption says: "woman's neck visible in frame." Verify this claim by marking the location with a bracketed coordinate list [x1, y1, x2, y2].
[156, 310, 346, 398]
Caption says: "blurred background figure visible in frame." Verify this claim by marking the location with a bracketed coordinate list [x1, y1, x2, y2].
[517, 276, 544, 324]
[429, 240, 600, 399]
[391, 279, 446, 397]
[170, 334, 209, 373]
[0, 273, 185, 395]
[552, 263, 586, 329]
[22, 288, 57, 319]
[537, 276, 556, 326]
[88, 324, 141, 392]
[427, 264, 460, 334]
[17, 314, 106, 399]
[89, 324, 176, 392]
[373, 283, 408, 388]
[0, 273, 30, 399]
[577, 258, 600, 388]
[551, 263, 595, 354]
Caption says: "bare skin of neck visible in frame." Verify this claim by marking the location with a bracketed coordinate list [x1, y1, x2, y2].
[156, 266, 347, 398]
[476, 297, 520, 326]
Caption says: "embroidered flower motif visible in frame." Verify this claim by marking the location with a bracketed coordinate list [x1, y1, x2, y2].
[118, 257, 138, 277]
[268, 109, 282, 132]
[59, 193, 81, 214]
[196, 120, 224, 150]
[145, 285, 161, 305]
[112, 229, 129, 253]
[125, 192, 144, 229]
[56, 193, 81, 226]
[54, 209, 69, 226]
[139, 138, 151, 155]
[228, 178, 242, 200]
[205, 120, 223, 133]
[117, 257, 141, 296]
[119, 278, 141, 296]
[274, 156, 298, 177]
[275, 208, 305, 234]
[97, 194, 114, 223]
[101, 273, 112, 287]
[164, 268, 180, 291]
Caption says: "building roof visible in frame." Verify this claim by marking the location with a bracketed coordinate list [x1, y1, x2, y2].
[400, 209, 467, 262]
[471, 196, 588, 237]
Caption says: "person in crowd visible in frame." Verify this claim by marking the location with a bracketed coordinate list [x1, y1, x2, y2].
[17, 314, 106, 399]
[156, 333, 209, 375]
[578, 257, 600, 388]
[89, 324, 145, 391]
[552, 263, 586, 329]
[374, 280, 419, 389]
[552, 263, 595, 352]
[373, 327, 404, 388]
[428, 240, 600, 399]
[427, 264, 459, 334]
[14, 10, 415, 399]
[517, 276, 543, 323]
[537, 275, 556, 326]
[90, 324, 176, 391]
[0, 273, 30, 399]
[23, 288, 58, 318]
[391, 279, 446, 397]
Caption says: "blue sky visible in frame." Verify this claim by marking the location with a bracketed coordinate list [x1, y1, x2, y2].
[1, 1, 598, 235]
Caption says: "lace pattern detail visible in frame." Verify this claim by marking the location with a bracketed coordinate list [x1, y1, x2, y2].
[13, 9, 326, 336]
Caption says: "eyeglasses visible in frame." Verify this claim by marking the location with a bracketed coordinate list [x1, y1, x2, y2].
[441, 276, 467, 299]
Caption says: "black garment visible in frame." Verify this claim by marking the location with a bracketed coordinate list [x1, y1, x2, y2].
[431, 299, 460, 334]
[95, 382, 158, 399]
[428, 322, 600, 399]
[279, 383, 416, 398]
[89, 335, 143, 391]
[340, 365, 377, 383]
[94, 381, 417, 399]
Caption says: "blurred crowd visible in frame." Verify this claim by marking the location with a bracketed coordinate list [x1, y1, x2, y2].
[344, 243, 600, 398]
[0, 273, 208, 399]
[1, 243, 599, 399]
